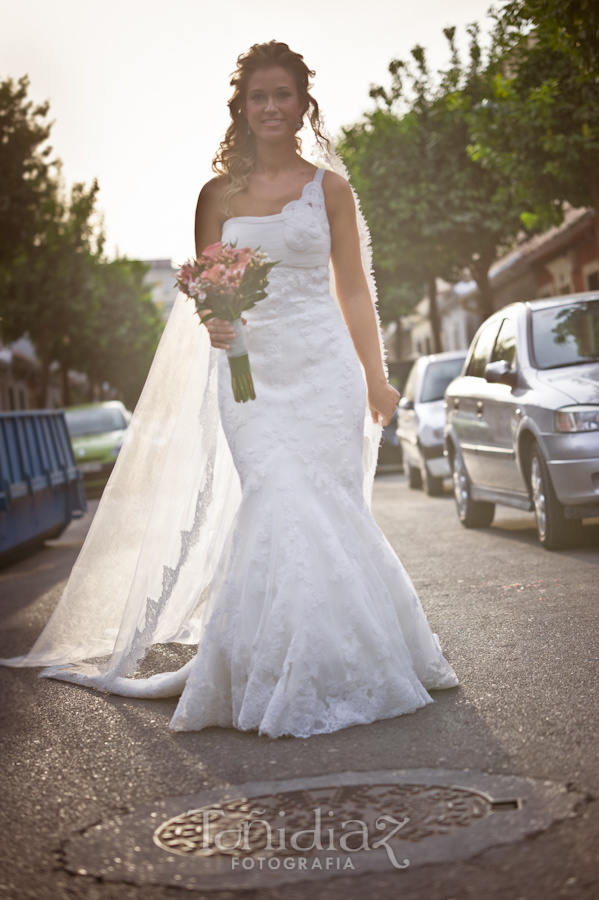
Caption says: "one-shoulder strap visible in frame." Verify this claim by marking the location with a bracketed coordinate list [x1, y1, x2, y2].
[313, 167, 325, 185]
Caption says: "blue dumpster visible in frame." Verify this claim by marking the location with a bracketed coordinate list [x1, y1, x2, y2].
[0, 410, 87, 566]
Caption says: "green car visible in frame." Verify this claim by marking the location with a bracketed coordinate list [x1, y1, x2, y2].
[64, 401, 132, 495]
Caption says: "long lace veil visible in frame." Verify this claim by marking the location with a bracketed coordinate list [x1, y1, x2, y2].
[0, 131, 386, 697]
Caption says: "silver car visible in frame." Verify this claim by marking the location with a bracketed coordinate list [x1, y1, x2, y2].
[444, 292, 599, 549]
[397, 351, 467, 495]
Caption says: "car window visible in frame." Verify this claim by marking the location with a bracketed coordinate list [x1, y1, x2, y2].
[403, 362, 419, 402]
[466, 322, 500, 378]
[420, 357, 466, 402]
[492, 318, 517, 368]
[532, 299, 599, 368]
[65, 408, 128, 437]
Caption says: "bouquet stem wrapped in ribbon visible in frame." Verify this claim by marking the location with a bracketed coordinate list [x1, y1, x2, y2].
[176, 243, 278, 402]
[226, 318, 255, 402]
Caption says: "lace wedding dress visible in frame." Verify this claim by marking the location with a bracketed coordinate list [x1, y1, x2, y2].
[1, 167, 458, 738]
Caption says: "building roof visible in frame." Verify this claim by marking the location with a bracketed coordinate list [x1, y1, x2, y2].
[449, 205, 595, 303]
[142, 259, 177, 270]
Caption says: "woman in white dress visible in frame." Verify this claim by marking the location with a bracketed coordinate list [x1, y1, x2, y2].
[0, 41, 458, 737]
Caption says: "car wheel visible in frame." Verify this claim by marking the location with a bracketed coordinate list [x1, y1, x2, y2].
[530, 444, 583, 550]
[407, 461, 422, 490]
[452, 450, 495, 528]
[422, 463, 444, 497]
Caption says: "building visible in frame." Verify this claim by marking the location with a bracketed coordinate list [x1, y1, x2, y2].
[143, 259, 179, 322]
[399, 205, 598, 358]
[404, 282, 482, 357]
[0, 336, 64, 411]
[493, 206, 598, 303]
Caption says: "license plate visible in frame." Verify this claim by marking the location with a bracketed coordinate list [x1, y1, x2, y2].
[79, 462, 103, 473]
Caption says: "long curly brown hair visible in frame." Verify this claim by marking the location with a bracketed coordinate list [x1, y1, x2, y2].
[212, 41, 330, 215]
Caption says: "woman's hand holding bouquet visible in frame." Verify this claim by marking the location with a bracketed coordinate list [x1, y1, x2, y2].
[176, 242, 278, 402]
[199, 314, 244, 351]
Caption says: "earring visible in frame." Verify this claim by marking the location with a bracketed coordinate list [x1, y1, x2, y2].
[247, 122, 251, 135]
[296, 116, 303, 131]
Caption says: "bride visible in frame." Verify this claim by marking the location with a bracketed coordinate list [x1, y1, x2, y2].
[0, 40, 458, 738]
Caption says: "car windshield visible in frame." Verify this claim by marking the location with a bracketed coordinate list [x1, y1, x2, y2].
[420, 358, 465, 402]
[65, 407, 127, 437]
[532, 299, 599, 369]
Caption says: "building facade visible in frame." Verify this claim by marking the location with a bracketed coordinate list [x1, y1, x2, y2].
[143, 259, 179, 322]
[399, 206, 598, 359]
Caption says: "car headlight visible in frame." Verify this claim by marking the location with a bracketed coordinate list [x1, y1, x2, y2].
[110, 442, 123, 458]
[554, 406, 599, 433]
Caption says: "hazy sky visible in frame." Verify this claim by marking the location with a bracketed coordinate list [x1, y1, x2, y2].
[2, 0, 498, 264]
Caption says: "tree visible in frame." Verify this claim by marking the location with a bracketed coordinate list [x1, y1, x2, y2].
[468, 2, 599, 261]
[0, 76, 57, 269]
[82, 258, 164, 410]
[0, 75, 163, 408]
[1, 176, 104, 406]
[341, 101, 449, 352]
[339, 26, 529, 345]
[0, 75, 102, 404]
[499, 0, 599, 78]
[43, 181, 105, 407]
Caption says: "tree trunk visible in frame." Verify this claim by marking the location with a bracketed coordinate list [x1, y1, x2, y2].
[475, 268, 495, 321]
[427, 277, 442, 353]
[37, 330, 51, 409]
[589, 169, 599, 274]
[61, 362, 71, 408]
[472, 251, 496, 321]
[393, 316, 404, 360]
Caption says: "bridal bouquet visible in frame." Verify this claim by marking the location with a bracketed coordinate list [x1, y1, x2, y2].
[176, 242, 278, 402]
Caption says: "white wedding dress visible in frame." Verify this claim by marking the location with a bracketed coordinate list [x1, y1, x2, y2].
[1, 167, 458, 738]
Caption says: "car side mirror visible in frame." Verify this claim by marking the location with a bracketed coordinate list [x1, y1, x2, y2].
[484, 360, 518, 389]
[398, 397, 414, 411]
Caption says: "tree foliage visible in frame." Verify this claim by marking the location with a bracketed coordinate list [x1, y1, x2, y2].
[468, 1, 599, 257]
[84, 258, 163, 410]
[499, 0, 599, 78]
[0, 76, 56, 268]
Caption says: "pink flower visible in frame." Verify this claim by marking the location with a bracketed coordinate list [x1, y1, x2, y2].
[201, 242, 224, 261]
[201, 265, 223, 284]
[234, 248, 252, 267]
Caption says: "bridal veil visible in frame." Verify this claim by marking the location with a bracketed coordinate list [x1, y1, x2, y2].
[0, 136, 387, 693]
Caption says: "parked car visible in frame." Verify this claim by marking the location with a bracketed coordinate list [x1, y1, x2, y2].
[376, 359, 418, 471]
[378, 407, 402, 467]
[64, 401, 132, 494]
[444, 292, 599, 549]
[396, 351, 467, 494]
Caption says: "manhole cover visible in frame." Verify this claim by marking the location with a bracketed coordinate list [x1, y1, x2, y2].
[60, 769, 585, 890]
[154, 782, 514, 859]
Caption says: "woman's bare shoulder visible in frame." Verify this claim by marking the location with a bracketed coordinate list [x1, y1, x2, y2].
[195, 176, 231, 235]
[195, 176, 231, 254]
[197, 175, 230, 206]
[321, 169, 355, 215]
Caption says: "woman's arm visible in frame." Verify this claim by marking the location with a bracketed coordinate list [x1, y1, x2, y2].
[194, 178, 238, 350]
[324, 171, 399, 426]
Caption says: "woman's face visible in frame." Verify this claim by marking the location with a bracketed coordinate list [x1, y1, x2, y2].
[243, 66, 304, 143]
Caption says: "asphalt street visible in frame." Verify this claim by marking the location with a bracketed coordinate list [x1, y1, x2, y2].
[0, 472, 598, 900]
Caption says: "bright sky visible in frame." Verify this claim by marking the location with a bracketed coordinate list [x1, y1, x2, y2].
[2, 0, 497, 264]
